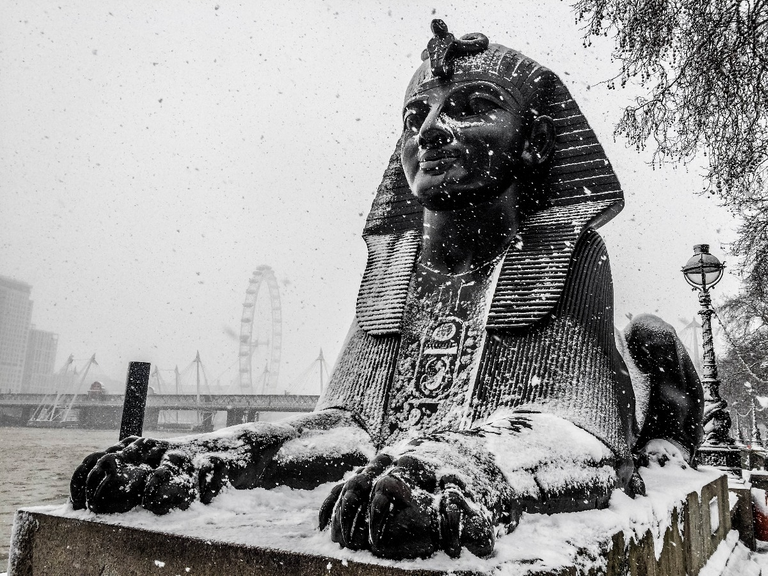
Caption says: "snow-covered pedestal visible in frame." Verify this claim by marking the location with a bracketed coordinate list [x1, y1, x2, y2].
[8, 465, 730, 576]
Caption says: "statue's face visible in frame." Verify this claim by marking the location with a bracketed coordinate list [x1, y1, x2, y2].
[401, 80, 526, 211]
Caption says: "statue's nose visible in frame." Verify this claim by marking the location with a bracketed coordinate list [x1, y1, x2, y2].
[417, 110, 453, 148]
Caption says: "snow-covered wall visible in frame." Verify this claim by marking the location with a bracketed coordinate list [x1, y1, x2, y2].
[8, 464, 730, 575]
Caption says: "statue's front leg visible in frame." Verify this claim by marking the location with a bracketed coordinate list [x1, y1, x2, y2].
[321, 412, 627, 559]
[71, 409, 373, 514]
[320, 435, 509, 560]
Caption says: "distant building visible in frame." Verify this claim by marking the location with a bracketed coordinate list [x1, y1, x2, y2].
[22, 328, 59, 393]
[0, 275, 33, 393]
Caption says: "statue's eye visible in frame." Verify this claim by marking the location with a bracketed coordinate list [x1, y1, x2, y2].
[468, 95, 498, 115]
[403, 109, 425, 133]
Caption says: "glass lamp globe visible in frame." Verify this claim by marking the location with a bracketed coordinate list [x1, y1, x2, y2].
[682, 244, 724, 290]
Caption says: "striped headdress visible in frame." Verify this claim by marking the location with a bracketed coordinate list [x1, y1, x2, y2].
[357, 23, 624, 334]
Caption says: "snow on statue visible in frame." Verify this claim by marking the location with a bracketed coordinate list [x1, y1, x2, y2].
[70, 20, 704, 561]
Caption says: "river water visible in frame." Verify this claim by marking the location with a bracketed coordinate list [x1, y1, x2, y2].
[0, 426, 181, 566]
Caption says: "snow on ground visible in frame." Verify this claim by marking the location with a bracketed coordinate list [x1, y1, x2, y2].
[698, 530, 768, 576]
[9, 462, 768, 574]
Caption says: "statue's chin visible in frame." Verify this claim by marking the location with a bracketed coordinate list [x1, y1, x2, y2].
[412, 184, 511, 213]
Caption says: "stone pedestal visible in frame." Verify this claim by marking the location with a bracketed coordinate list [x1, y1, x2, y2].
[9, 515, 438, 576]
[728, 479, 756, 551]
[749, 450, 766, 471]
[8, 470, 731, 576]
[750, 471, 768, 491]
[697, 444, 744, 476]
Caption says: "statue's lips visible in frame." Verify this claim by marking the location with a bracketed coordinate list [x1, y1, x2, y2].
[418, 150, 459, 174]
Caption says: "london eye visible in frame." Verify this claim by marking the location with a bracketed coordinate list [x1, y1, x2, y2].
[239, 266, 282, 393]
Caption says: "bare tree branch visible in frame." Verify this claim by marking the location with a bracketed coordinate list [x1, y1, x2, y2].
[573, 0, 768, 286]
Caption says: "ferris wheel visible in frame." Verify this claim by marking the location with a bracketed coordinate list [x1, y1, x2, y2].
[239, 265, 282, 393]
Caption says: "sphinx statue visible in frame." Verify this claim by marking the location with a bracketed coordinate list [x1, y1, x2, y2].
[70, 20, 704, 561]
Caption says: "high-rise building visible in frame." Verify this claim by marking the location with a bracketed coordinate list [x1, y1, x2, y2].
[0, 275, 33, 393]
[22, 328, 59, 393]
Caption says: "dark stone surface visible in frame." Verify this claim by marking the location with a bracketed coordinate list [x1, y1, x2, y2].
[625, 314, 704, 458]
[119, 362, 151, 440]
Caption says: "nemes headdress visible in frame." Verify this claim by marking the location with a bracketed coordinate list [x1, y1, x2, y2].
[357, 20, 625, 334]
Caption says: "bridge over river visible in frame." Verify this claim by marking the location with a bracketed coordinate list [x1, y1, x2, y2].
[0, 393, 319, 431]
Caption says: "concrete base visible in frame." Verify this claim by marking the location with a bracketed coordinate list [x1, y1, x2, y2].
[8, 473, 731, 576]
[9, 514, 444, 576]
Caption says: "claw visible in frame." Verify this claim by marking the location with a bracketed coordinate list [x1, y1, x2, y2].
[142, 451, 197, 515]
[338, 491, 363, 547]
[369, 475, 411, 549]
[318, 483, 343, 530]
[368, 485, 392, 548]
[70, 451, 106, 510]
[369, 474, 438, 559]
[142, 465, 196, 514]
[72, 437, 172, 513]
[439, 489, 464, 558]
[439, 485, 496, 558]
[331, 474, 372, 550]
[328, 454, 396, 550]
[460, 506, 494, 558]
[198, 456, 228, 505]
[85, 453, 148, 513]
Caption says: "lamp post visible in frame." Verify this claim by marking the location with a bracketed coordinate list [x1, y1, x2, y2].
[682, 244, 740, 471]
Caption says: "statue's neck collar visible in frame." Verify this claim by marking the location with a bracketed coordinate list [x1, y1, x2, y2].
[417, 246, 506, 279]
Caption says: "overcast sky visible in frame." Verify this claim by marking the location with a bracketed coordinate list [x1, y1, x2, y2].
[0, 0, 739, 393]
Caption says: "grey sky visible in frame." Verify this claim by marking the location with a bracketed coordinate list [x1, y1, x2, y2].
[0, 0, 738, 391]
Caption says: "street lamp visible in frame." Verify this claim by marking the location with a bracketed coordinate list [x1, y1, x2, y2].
[682, 244, 739, 470]
[683, 244, 725, 293]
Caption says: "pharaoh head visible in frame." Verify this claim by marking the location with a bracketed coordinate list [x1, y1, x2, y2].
[363, 20, 623, 236]
[400, 20, 558, 215]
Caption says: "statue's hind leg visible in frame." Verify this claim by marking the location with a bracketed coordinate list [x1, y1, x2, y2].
[622, 314, 705, 464]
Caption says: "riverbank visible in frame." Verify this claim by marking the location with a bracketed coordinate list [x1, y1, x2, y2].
[0, 426, 183, 564]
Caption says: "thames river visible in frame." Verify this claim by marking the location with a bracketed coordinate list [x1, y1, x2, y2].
[0, 426, 180, 566]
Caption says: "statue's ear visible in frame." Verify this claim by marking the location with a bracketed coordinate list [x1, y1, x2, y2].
[521, 115, 555, 167]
